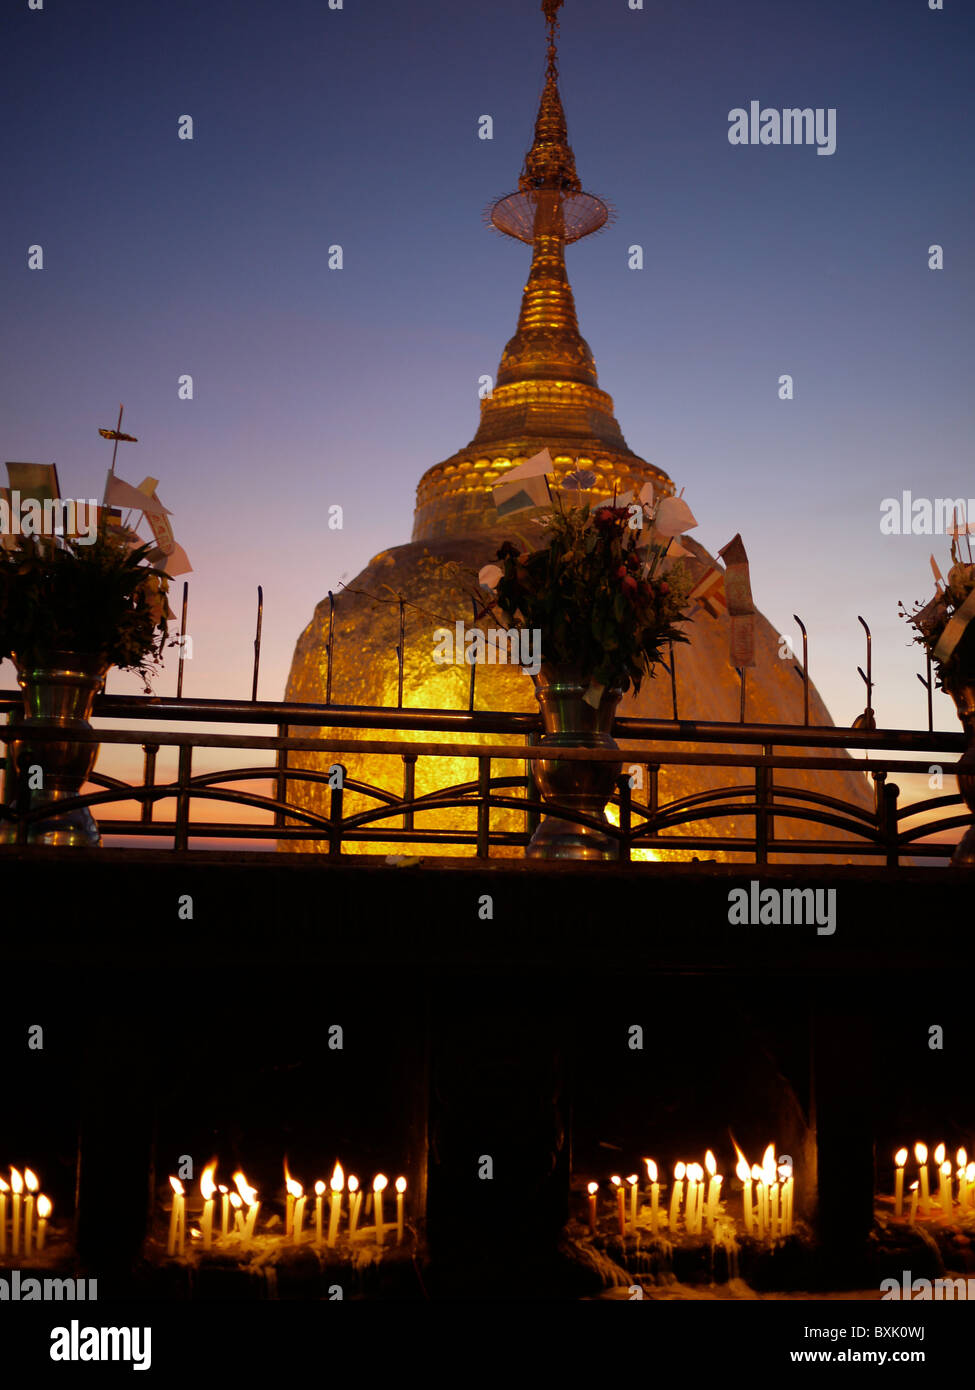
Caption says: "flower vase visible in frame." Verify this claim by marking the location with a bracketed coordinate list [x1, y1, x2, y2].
[527, 665, 623, 861]
[1, 651, 109, 847]
[945, 676, 975, 866]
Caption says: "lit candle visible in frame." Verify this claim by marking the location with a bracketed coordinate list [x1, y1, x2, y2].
[736, 1154, 753, 1236]
[908, 1180, 919, 1227]
[24, 1168, 38, 1257]
[588, 1181, 598, 1235]
[966, 1163, 975, 1213]
[348, 1175, 362, 1237]
[219, 1185, 230, 1243]
[373, 1174, 388, 1245]
[292, 1183, 306, 1246]
[328, 1163, 344, 1246]
[229, 1191, 243, 1236]
[233, 1172, 259, 1249]
[36, 1194, 51, 1251]
[704, 1151, 721, 1230]
[685, 1164, 704, 1235]
[752, 1165, 766, 1241]
[0, 1177, 7, 1255]
[11, 1169, 23, 1256]
[627, 1174, 639, 1232]
[396, 1177, 406, 1244]
[940, 1160, 952, 1220]
[315, 1181, 326, 1247]
[610, 1176, 626, 1238]
[200, 1163, 217, 1251]
[957, 1150, 968, 1210]
[167, 1177, 186, 1256]
[893, 1148, 907, 1218]
[669, 1163, 685, 1233]
[645, 1160, 659, 1236]
[916, 1143, 930, 1217]
[778, 1157, 794, 1236]
[284, 1164, 297, 1237]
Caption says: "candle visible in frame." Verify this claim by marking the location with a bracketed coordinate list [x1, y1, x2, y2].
[704, 1151, 721, 1230]
[285, 1164, 298, 1237]
[24, 1168, 38, 1257]
[36, 1194, 51, 1251]
[610, 1176, 626, 1238]
[315, 1181, 326, 1247]
[328, 1163, 344, 1246]
[893, 1148, 908, 1218]
[627, 1174, 639, 1232]
[940, 1161, 952, 1220]
[373, 1174, 388, 1245]
[395, 1177, 406, 1244]
[916, 1143, 930, 1217]
[685, 1164, 703, 1235]
[293, 1184, 307, 1246]
[167, 1177, 186, 1256]
[668, 1163, 685, 1233]
[587, 1181, 599, 1235]
[348, 1176, 362, 1237]
[200, 1164, 217, 1251]
[242, 1199, 260, 1246]
[229, 1191, 243, 1236]
[0, 1177, 7, 1255]
[957, 1150, 968, 1211]
[908, 1180, 919, 1227]
[219, 1185, 230, 1243]
[645, 1160, 659, 1236]
[783, 1176, 794, 1235]
[752, 1165, 766, 1240]
[966, 1163, 975, 1213]
[736, 1158, 753, 1236]
[11, 1169, 23, 1256]
[232, 1172, 259, 1249]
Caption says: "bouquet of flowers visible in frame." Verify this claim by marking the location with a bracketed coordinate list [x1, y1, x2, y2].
[0, 520, 174, 692]
[900, 534, 975, 690]
[476, 476, 696, 705]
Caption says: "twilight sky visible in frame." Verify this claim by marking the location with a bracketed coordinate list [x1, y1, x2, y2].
[2, 0, 974, 737]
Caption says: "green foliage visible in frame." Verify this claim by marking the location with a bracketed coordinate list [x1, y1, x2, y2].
[486, 499, 693, 694]
[0, 523, 173, 692]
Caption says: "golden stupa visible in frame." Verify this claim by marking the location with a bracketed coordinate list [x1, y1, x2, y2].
[284, 0, 874, 861]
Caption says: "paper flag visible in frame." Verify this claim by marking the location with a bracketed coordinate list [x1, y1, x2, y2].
[653, 495, 698, 538]
[499, 449, 553, 484]
[104, 472, 173, 515]
[6, 462, 61, 504]
[146, 542, 192, 577]
[99, 428, 138, 443]
[687, 563, 728, 619]
[930, 555, 944, 584]
[717, 533, 756, 668]
[494, 472, 551, 518]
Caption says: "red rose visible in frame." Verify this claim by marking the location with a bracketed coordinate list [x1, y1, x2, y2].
[622, 575, 638, 597]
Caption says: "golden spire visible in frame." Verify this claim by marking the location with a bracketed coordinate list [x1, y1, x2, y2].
[411, 0, 672, 541]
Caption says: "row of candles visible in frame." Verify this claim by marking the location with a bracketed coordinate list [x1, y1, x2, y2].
[892, 1143, 975, 1224]
[166, 1162, 407, 1258]
[588, 1144, 795, 1244]
[0, 1168, 53, 1257]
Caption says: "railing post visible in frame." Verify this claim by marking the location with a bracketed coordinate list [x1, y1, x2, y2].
[329, 764, 346, 856]
[764, 742, 775, 856]
[476, 756, 491, 858]
[616, 774, 631, 863]
[141, 743, 158, 825]
[274, 722, 288, 830]
[402, 752, 417, 832]
[755, 760, 769, 865]
[525, 734, 541, 841]
[174, 745, 192, 851]
[884, 781, 900, 868]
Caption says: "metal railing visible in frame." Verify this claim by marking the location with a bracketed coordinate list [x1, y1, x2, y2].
[0, 692, 969, 863]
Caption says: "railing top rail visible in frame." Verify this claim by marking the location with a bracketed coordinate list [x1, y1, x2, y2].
[0, 690, 965, 754]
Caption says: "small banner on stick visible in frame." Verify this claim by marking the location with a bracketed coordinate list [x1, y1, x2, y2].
[717, 533, 756, 668]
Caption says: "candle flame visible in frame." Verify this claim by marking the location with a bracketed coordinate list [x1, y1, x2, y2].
[219, 1185, 228, 1195]
[957, 1148, 967, 1168]
[705, 1150, 717, 1178]
[37, 1194, 52, 1219]
[777, 1157, 793, 1181]
[330, 1162, 345, 1193]
[751, 1164, 763, 1182]
[940, 1161, 951, 1178]
[11, 1169, 23, 1195]
[610, 1175, 622, 1188]
[674, 1162, 686, 1181]
[286, 1177, 303, 1198]
[229, 1191, 242, 1209]
[0, 1177, 8, 1193]
[587, 1181, 599, 1196]
[934, 1143, 946, 1165]
[373, 1173, 388, 1194]
[169, 1176, 184, 1197]
[967, 1163, 975, 1182]
[894, 1148, 908, 1168]
[736, 1159, 750, 1183]
[626, 1174, 638, 1187]
[233, 1171, 258, 1206]
[909, 1181, 918, 1191]
[200, 1163, 217, 1201]
[348, 1175, 359, 1194]
[688, 1163, 704, 1182]
[732, 1140, 748, 1169]
[915, 1142, 927, 1164]
[395, 1177, 407, 1194]
[315, 1180, 326, 1196]
[24, 1168, 39, 1193]
[645, 1159, 657, 1183]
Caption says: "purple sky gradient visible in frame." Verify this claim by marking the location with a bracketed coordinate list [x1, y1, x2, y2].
[2, 0, 974, 738]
